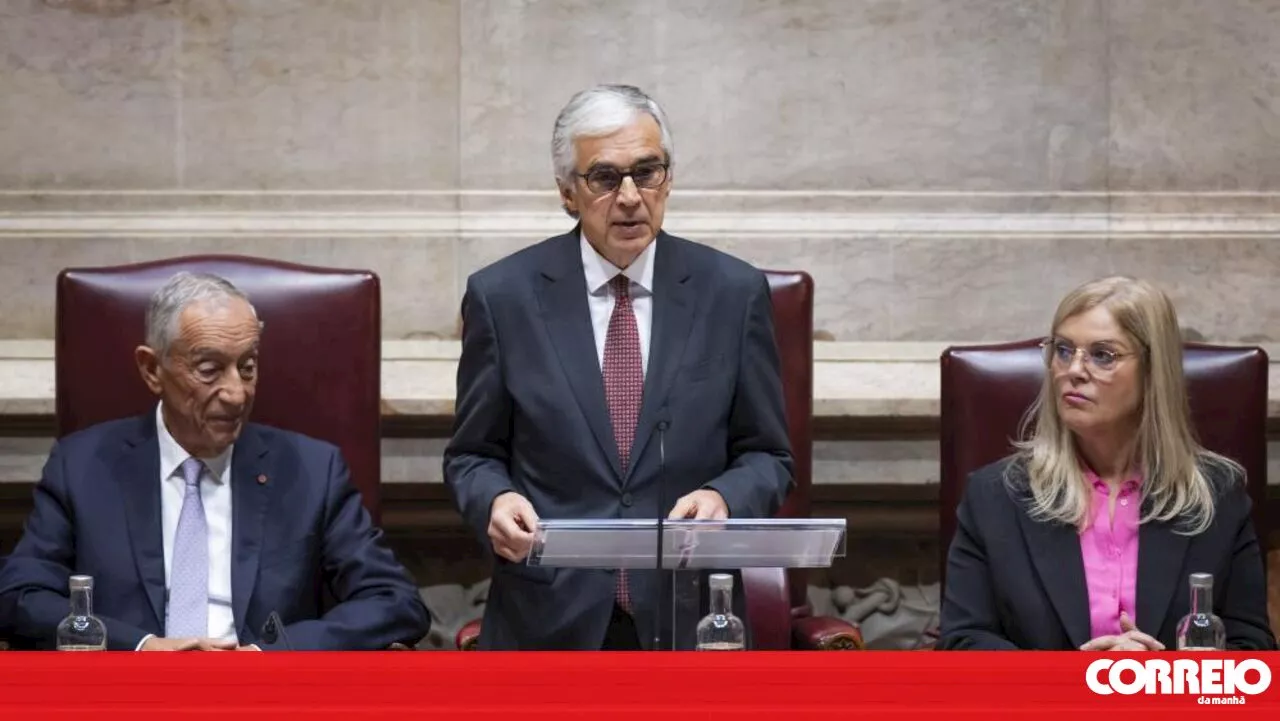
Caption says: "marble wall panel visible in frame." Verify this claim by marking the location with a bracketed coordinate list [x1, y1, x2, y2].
[454, 235, 543, 286]
[326, 236, 459, 340]
[0, 236, 135, 338]
[0, 437, 54, 483]
[813, 440, 938, 485]
[128, 235, 459, 340]
[459, 0, 1109, 192]
[2, 0, 1279, 349]
[381, 437, 448, 484]
[1108, 236, 1280, 343]
[11, 0, 1280, 196]
[1108, 0, 1280, 190]
[0, 231, 453, 342]
[0, 0, 180, 188]
[179, 0, 460, 190]
[887, 235, 1114, 341]
[699, 236, 894, 341]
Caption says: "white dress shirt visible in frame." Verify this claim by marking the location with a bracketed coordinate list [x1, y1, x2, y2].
[581, 233, 655, 376]
[150, 402, 237, 645]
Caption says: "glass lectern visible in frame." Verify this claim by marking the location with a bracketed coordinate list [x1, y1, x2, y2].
[528, 518, 846, 650]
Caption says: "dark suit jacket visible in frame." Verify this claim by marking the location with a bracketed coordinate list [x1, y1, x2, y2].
[443, 229, 794, 650]
[940, 456, 1276, 651]
[0, 414, 430, 651]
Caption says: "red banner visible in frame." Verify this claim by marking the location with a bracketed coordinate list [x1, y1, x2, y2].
[1, 652, 1277, 719]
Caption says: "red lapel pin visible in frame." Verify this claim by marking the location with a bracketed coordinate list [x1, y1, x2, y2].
[256, 474, 268, 485]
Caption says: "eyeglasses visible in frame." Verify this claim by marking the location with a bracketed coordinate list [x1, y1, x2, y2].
[1041, 338, 1138, 373]
[575, 162, 669, 194]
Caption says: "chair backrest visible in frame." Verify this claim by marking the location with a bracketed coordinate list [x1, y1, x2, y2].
[763, 270, 814, 610]
[55, 255, 383, 521]
[940, 339, 1269, 582]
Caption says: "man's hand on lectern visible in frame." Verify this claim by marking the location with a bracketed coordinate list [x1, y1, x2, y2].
[489, 491, 540, 562]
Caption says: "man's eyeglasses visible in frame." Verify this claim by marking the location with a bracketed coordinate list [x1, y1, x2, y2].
[576, 162, 669, 194]
[1041, 338, 1137, 373]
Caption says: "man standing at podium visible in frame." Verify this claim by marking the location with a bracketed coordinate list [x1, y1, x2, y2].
[444, 84, 793, 649]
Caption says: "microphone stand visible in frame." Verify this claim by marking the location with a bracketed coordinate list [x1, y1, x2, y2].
[653, 417, 668, 650]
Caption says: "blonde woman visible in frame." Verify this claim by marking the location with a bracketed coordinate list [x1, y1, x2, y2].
[940, 277, 1275, 650]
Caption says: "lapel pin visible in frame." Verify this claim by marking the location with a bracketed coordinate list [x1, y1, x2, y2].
[257, 474, 268, 485]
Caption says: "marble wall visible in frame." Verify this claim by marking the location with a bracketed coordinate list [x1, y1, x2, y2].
[1, 0, 1278, 343]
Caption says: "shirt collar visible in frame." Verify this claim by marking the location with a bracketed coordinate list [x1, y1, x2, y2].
[155, 402, 232, 484]
[1084, 466, 1142, 493]
[580, 232, 656, 296]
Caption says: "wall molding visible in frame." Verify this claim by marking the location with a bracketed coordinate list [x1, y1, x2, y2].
[2, 191, 1279, 238]
[3, 211, 1280, 239]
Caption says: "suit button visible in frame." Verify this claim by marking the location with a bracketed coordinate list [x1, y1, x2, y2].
[621, 493, 634, 507]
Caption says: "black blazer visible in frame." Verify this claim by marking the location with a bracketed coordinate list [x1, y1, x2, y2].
[443, 229, 793, 650]
[939, 456, 1276, 651]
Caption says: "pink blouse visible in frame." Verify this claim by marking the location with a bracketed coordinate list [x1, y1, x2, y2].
[1079, 469, 1142, 640]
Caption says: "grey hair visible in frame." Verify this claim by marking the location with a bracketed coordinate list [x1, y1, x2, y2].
[551, 84, 675, 191]
[145, 271, 258, 358]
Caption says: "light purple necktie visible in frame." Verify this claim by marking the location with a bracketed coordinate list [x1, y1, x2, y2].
[166, 457, 208, 638]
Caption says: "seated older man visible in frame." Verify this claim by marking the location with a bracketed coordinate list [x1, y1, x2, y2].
[0, 272, 429, 650]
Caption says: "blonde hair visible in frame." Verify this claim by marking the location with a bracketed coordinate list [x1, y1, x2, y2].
[1009, 276, 1240, 535]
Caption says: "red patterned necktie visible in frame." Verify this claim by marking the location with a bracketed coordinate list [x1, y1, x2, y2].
[603, 274, 643, 613]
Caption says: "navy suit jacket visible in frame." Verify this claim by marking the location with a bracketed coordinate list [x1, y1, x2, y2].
[443, 230, 794, 650]
[940, 457, 1276, 651]
[0, 414, 430, 650]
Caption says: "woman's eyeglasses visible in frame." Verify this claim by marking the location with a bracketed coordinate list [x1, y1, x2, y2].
[1041, 338, 1137, 373]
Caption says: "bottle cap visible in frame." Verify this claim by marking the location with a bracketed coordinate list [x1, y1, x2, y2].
[709, 573, 733, 590]
[69, 575, 93, 591]
[1189, 572, 1213, 588]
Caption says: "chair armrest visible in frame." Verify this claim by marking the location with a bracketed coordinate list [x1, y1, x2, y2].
[791, 615, 865, 650]
[456, 619, 483, 651]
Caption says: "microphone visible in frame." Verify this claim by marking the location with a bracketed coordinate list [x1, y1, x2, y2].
[653, 410, 670, 650]
[261, 611, 292, 650]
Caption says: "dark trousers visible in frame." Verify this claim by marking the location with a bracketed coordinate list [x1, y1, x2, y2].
[600, 605, 642, 650]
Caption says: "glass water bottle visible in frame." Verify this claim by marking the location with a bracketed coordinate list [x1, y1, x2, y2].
[695, 573, 746, 651]
[1175, 572, 1225, 651]
[56, 575, 106, 651]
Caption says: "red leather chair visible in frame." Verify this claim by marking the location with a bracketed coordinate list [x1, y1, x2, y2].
[763, 270, 863, 650]
[455, 270, 863, 650]
[55, 255, 383, 521]
[940, 339, 1270, 587]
